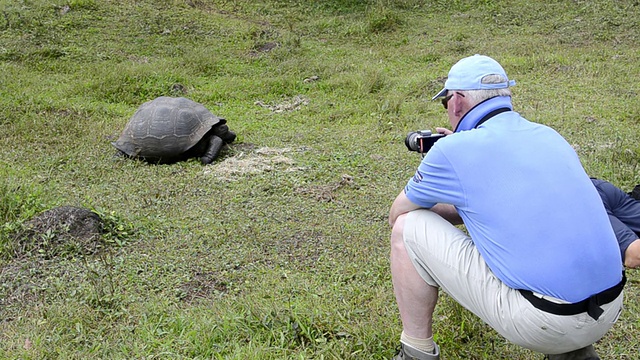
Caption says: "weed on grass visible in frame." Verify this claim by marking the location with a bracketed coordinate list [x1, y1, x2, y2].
[1, 0, 639, 359]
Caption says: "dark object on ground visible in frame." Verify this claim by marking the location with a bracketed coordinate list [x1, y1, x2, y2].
[18, 206, 105, 258]
[545, 345, 599, 360]
[112, 96, 236, 164]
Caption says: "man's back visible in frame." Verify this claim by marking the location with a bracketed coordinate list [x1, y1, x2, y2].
[409, 109, 622, 302]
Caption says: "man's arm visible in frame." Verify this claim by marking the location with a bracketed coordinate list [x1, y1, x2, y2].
[389, 191, 421, 227]
[389, 191, 463, 228]
[431, 203, 463, 225]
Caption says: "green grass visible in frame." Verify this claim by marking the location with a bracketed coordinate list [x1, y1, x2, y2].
[1, 0, 639, 358]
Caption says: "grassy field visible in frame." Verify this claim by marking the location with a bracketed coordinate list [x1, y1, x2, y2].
[1, 0, 639, 358]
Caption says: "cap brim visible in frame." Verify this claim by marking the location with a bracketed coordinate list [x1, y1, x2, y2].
[431, 88, 447, 100]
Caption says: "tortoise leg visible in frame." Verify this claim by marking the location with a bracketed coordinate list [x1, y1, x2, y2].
[200, 135, 225, 164]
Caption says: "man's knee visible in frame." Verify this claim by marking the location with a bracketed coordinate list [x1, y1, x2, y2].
[391, 213, 408, 247]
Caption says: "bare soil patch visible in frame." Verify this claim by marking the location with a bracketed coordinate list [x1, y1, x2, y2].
[206, 145, 305, 180]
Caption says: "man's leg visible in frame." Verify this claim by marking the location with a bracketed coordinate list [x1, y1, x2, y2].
[395, 209, 622, 355]
[391, 214, 439, 338]
[391, 214, 440, 359]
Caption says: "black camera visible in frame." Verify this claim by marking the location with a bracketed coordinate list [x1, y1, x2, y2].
[405, 130, 447, 154]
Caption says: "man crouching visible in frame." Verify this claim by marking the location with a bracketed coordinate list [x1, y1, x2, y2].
[389, 55, 624, 360]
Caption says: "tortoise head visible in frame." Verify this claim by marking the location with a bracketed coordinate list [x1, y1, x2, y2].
[212, 122, 237, 144]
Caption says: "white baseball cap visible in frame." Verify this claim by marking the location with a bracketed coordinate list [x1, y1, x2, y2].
[432, 54, 516, 100]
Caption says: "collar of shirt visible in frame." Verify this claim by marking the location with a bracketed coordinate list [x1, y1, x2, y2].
[454, 96, 513, 132]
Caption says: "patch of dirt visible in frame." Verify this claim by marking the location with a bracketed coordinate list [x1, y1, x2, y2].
[249, 41, 279, 57]
[15, 206, 105, 259]
[205, 146, 305, 180]
[178, 271, 229, 303]
[170, 83, 188, 96]
[303, 75, 320, 83]
[295, 174, 355, 202]
[254, 95, 309, 113]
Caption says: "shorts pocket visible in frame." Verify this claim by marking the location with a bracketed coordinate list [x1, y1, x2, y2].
[508, 308, 568, 350]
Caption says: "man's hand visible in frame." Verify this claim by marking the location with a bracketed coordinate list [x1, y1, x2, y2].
[625, 239, 640, 268]
[435, 127, 454, 135]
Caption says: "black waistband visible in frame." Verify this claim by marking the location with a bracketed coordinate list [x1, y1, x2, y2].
[519, 272, 626, 321]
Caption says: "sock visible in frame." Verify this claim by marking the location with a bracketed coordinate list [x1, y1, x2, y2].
[400, 331, 436, 354]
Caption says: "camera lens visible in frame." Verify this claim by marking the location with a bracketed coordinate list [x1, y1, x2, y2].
[405, 132, 420, 152]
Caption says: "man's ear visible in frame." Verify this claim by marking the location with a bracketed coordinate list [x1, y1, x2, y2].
[452, 93, 469, 117]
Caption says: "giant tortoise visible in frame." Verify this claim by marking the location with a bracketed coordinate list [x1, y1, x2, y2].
[112, 96, 236, 164]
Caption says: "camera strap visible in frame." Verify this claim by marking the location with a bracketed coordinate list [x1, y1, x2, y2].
[473, 107, 511, 129]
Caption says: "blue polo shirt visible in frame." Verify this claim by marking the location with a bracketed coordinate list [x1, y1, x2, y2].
[405, 96, 622, 303]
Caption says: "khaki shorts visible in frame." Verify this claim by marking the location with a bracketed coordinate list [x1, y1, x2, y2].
[403, 209, 623, 354]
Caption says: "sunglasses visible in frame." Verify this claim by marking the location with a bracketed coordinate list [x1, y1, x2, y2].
[441, 92, 465, 109]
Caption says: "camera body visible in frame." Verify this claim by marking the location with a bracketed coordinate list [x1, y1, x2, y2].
[405, 130, 447, 154]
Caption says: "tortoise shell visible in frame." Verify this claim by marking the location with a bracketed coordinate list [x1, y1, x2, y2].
[112, 96, 228, 163]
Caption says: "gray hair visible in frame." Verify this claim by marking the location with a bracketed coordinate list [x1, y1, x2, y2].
[460, 74, 512, 103]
